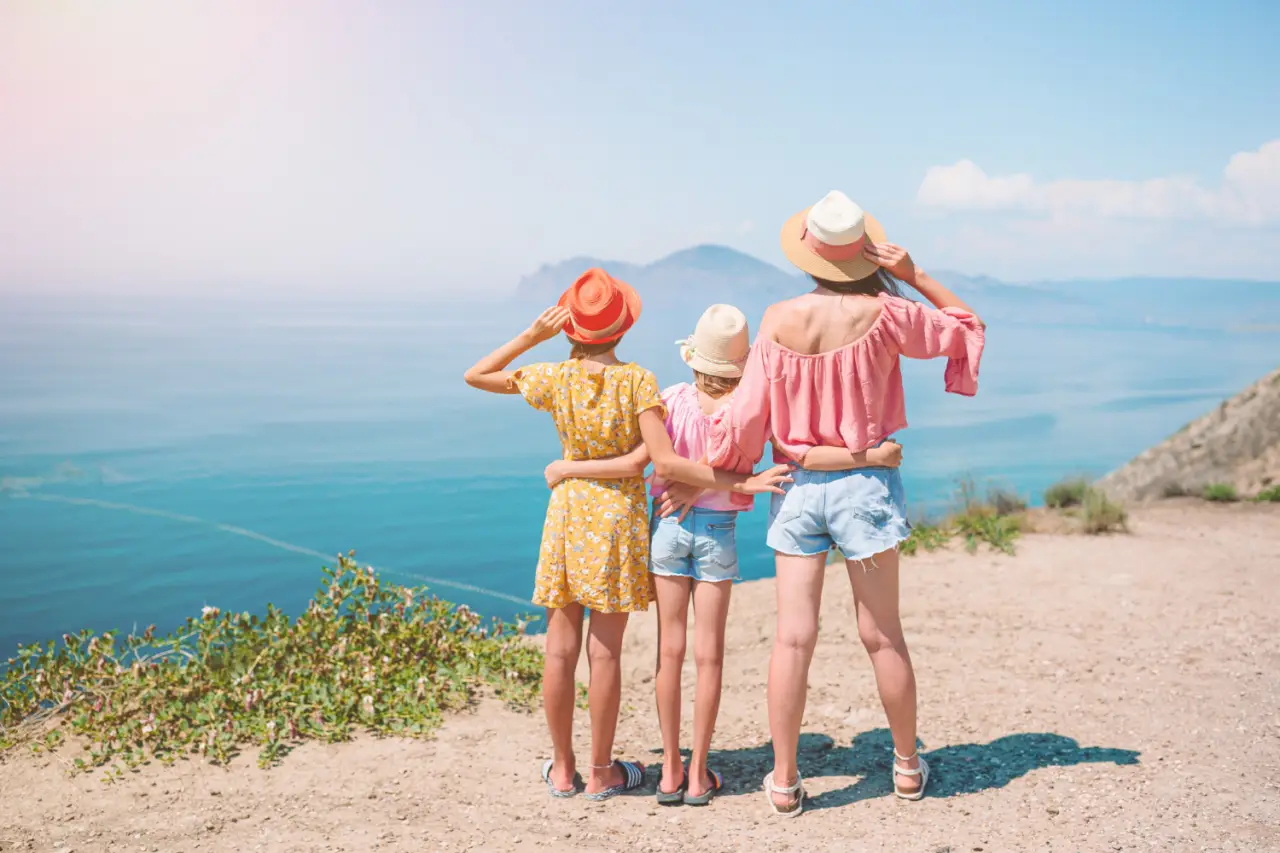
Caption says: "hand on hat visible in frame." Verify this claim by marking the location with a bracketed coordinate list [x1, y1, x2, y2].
[862, 242, 916, 284]
[526, 306, 573, 345]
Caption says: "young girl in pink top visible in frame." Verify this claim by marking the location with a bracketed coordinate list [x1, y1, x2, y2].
[550, 303, 903, 806]
[707, 192, 986, 816]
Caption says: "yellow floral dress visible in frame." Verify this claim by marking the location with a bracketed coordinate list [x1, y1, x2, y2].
[510, 360, 665, 613]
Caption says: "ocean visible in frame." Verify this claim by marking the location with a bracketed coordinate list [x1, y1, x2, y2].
[1, 290, 1277, 655]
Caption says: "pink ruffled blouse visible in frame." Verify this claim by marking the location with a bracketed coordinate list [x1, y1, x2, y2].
[707, 294, 985, 473]
[649, 383, 753, 512]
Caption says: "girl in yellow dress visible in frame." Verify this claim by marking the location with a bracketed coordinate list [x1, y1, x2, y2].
[464, 269, 789, 801]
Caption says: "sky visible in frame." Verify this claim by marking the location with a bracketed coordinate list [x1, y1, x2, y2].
[1, 0, 1277, 295]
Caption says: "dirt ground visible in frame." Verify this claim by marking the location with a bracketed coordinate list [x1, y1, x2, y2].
[2, 502, 1278, 853]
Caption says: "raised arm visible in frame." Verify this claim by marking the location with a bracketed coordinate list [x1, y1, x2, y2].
[639, 409, 790, 495]
[863, 244, 986, 397]
[463, 306, 572, 394]
[863, 243, 984, 327]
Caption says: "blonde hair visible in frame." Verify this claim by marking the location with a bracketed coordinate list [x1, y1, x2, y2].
[570, 338, 621, 359]
[694, 370, 739, 399]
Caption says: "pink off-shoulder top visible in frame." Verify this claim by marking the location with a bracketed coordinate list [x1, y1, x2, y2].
[706, 294, 985, 473]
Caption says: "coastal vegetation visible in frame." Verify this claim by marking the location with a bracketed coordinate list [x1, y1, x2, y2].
[0, 554, 543, 779]
[1202, 483, 1239, 502]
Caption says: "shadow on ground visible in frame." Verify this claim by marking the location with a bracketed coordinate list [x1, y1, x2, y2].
[653, 730, 1140, 809]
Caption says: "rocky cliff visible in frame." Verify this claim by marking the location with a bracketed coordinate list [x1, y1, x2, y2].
[1097, 366, 1280, 501]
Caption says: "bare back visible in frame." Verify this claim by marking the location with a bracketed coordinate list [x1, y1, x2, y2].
[759, 291, 884, 354]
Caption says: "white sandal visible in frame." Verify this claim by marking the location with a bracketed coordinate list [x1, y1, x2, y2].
[763, 771, 805, 817]
[893, 750, 930, 801]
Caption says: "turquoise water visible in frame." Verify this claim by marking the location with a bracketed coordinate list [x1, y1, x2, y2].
[1, 293, 1276, 655]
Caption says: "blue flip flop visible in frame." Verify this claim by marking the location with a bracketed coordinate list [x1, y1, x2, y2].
[584, 760, 646, 802]
[682, 768, 723, 806]
[542, 759, 580, 798]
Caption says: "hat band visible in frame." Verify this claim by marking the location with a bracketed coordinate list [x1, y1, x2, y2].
[802, 226, 865, 261]
[574, 306, 627, 341]
[677, 337, 749, 366]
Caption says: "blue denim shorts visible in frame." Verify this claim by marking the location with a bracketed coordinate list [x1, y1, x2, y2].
[649, 507, 740, 583]
[767, 467, 911, 560]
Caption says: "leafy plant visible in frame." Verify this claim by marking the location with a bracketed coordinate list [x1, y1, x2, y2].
[1203, 483, 1239, 502]
[1044, 478, 1090, 509]
[951, 508, 1021, 555]
[899, 516, 951, 557]
[1255, 485, 1280, 503]
[1080, 488, 1128, 534]
[0, 554, 543, 775]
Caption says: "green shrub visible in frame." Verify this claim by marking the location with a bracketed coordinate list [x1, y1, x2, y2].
[1203, 483, 1239, 502]
[1254, 485, 1280, 503]
[951, 508, 1020, 555]
[899, 516, 950, 557]
[1044, 478, 1090, 509]
[0, 554, 543, 777]
[1081, 488, 1128, 534]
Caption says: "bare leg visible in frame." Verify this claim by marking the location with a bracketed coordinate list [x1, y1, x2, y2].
[687, 578, 732, 798]
[846, 548, 920, 791]
[654, 576, 692, 794]
[584, 610, 633, 794]
[767, 552, 826, 808]
[543, 604, 584, 792]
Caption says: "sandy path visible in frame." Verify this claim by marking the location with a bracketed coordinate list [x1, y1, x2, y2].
[2, 503, 1278, 853]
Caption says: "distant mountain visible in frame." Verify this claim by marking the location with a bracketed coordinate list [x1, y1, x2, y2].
[1097, 366, 1280, 501]
[514, 244, 1280, 331]
[515, 244, 800, 317]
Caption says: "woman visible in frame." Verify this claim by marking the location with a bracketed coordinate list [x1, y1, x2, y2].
[704, 190, 986, 815]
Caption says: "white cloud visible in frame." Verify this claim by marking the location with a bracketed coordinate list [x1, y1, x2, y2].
[918, 140, 1280, 225]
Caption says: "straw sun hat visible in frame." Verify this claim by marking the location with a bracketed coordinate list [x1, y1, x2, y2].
[780, 190, 888, 283]
[677, 304, 750, 379]
[557, 268, 642, 345]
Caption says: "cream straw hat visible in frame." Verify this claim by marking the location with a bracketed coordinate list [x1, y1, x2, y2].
[677, 304, 750, 379]
[780, 190, 888, 282]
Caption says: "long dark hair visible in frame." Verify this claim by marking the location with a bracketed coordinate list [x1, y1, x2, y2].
[810, 268, 904, 298]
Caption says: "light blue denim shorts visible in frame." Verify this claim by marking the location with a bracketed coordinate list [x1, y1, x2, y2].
[649, 507, 740, 583]
[767, 467, 911, 560]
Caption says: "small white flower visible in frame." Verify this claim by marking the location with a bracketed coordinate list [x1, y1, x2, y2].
[201, 605, 220, 619]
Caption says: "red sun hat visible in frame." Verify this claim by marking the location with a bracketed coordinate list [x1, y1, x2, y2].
[557, 268, 642, 345]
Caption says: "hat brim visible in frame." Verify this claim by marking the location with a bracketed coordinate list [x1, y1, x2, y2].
[682, 345, 745, 379]
[779, 208, 887, 283]
[559, 278, 643, 345]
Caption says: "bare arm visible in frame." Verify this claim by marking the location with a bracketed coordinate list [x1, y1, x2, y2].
[463, 306, 572, 394]
[545, 444, 651, 489]
[801, 441, 903, 471]
[904, 268, 983, 325]
[638, 409, 790, 494]
[863, 244, 985, 328]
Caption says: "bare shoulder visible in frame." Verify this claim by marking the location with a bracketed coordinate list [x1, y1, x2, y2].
[760, 297, 807, 335]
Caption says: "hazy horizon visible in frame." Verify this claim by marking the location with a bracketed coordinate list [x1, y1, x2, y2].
[2, 1, 1278, 297]
[3, 239, 1280, 302]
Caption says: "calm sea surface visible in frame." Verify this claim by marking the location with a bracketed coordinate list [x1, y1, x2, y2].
[1, 293, 1276, 654]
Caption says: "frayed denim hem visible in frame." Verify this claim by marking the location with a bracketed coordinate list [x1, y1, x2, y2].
[838, 528, 912, 569]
